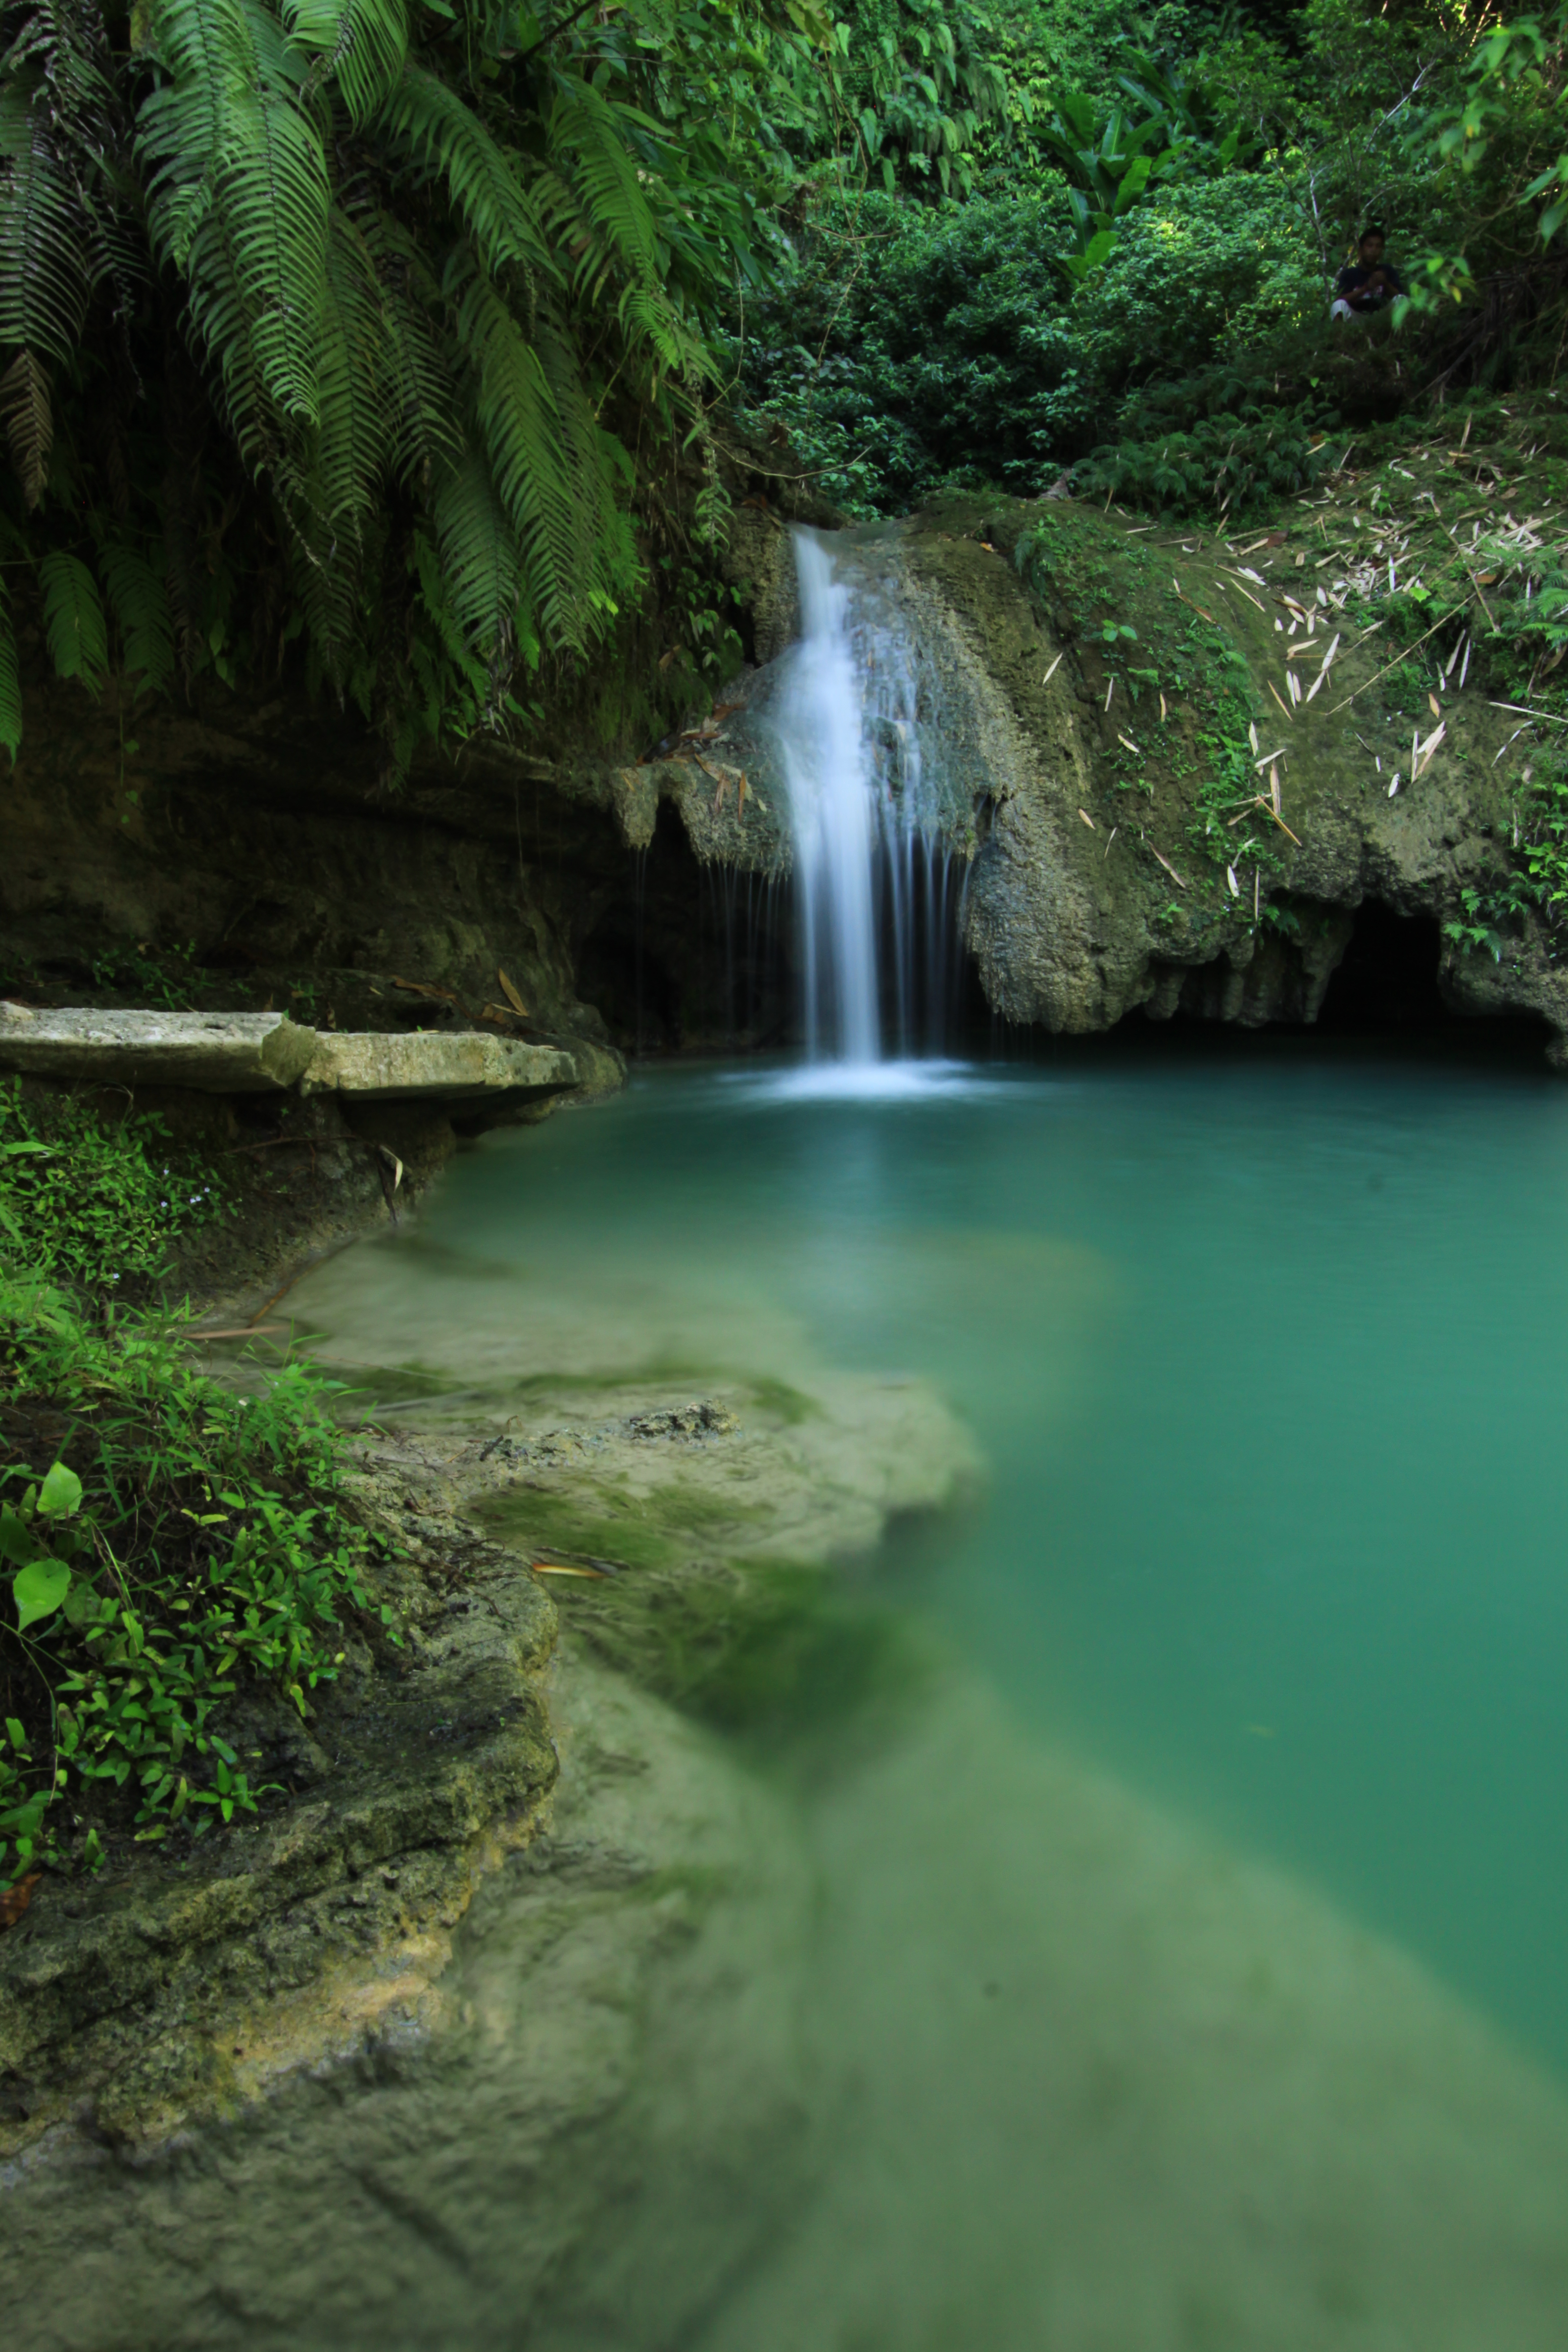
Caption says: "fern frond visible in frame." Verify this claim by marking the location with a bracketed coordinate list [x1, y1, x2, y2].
[431, 445, 521, 654]
[38, 549, 108, 686]
[543, 79, 660, 288]
[0, 87, 95, 359]
[526, 303, 641, 617]
[142, 0, 329, 426]
[221, 98, 329, 421]
[138, 0, 260, 268]
[376, 64, 553, 284]
[534, 89, 710, 384]
[311, 200, 388, 525]
[98, 540, 175, 694]
[620, 283, 712, 383]
[281, 499, 359, 680]
[452, 271, 590, 650]
[266, 202, 387, 676]
[0, 585, 22, 760]
[284, 0, 406, 125]
[0, 347, 53, 509]
[358, 207, 458, 485]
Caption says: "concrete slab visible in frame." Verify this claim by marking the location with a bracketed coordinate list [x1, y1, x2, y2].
[300, 1031, 577, 1100]
[0, 1005, 319, 1091]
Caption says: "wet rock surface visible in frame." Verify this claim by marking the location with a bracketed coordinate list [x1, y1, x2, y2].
[0, 1359, 976, 2172]
[0, 1005, 319, 1090]
[891, 493, 1568, 1056]
[0, 1509, 558, 2162]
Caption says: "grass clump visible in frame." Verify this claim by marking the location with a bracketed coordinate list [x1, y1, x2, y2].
[0, 1278, 392, 1892]
[0, 1078, 233, 1294]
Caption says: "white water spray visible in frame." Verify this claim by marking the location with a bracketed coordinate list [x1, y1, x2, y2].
[777, 530, 962, 1064]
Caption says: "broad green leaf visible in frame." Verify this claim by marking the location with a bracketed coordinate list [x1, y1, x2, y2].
[0, 1508, 34, 1566]
[12, 1557, 72, 1632]
[38, 1462, 83, 1519]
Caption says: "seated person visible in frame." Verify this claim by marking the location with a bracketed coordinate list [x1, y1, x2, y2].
[1331, 228, 1404, 321]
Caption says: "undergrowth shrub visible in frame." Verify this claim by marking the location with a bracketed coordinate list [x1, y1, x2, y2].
[1448, 746, 1568, 965]
[0, 1079, 234, 1292]
[731, 173, 1320, 515]
[0, 1279, 394, 1892]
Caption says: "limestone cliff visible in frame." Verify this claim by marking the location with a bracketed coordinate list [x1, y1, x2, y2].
[636, 487, 1568, 1060]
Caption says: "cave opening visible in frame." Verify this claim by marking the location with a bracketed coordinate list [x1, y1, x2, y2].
[577, 813, 993, 1060]
[576, 811, 794, 1056]
[1315, 901, 1452, 1032]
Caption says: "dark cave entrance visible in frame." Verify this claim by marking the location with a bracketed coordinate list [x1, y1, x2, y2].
[575, 811, 795, 1056]
[576, 812, 992, 1060]
[1316, 901, 1452, 1032]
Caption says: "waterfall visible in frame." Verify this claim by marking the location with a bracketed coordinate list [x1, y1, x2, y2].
[776, 529, 962, 1065]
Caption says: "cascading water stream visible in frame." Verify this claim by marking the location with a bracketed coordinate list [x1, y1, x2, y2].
[776, 529, 964, 1064]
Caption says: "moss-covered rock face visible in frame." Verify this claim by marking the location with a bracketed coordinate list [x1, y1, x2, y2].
[0, 1357, 976, 2165]
[0, 1513, 560, 2161]
[824, 487, 1568, 1059]
[593, 465, 1568, 1060]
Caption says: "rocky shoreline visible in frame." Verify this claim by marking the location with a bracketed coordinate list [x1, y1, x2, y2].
[0, 1158, 979, 2167]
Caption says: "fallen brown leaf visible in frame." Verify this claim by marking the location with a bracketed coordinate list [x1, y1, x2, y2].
[0, 1871, 42, 1931]
[497, 968, 527, 1017]
[391, 977, 458, 1004]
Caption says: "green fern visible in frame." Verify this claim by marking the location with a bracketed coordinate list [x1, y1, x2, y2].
[143, 0, 330, 431]
[39, 550, 108, 687]
[0, 0, 818, 756]
[0, 347, 52, 509]
[0, 584, 22, 758]
[0, 92, 94, 359]
[432, 447, 524, 660]
[284, 0, 406, 126]
[377, 63, 552, 282]
[98, 542, 175, 695]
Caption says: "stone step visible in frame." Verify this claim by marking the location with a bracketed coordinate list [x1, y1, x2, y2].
[0, 1007, 578, 1102]
[0, 1005, 318, 1091]
[300, 1031, 576, 1100]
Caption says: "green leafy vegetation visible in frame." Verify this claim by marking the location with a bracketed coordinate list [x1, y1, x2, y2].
[1447, 745, 1568, 961]
[0, 1277, 391, 1890]
[87, 938, 209, 1009]
[0, 1082, 388, 1896]
[729, 1, 1568, 535]
[0, 0, 836, 775]
[9, 0, 1568, 772]
[0, 1078, 233, 1290]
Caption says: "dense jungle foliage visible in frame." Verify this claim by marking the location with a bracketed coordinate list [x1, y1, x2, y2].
[0, 1085, 394, 1897]
[5, 0, 1568, 768]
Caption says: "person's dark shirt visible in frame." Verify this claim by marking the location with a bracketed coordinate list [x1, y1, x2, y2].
[1336, 259, 1404, 307]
